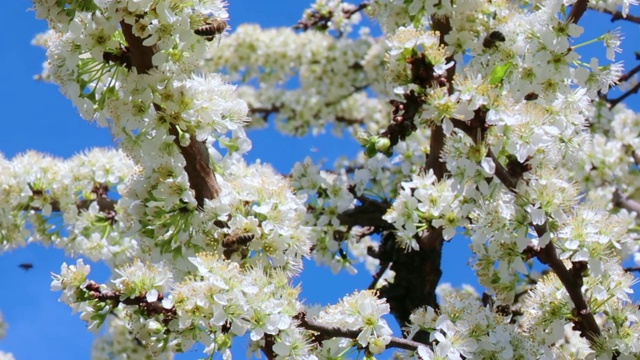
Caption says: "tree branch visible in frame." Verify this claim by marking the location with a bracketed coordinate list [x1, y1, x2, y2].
[598, 8, 640, 25]
[484, 147, 602, 343]
[84, 281, 177, 323]
[568, 0, 590, 24]
[475, 140, 604, 344]
[612, 188, 640, 216]
[296, 312, 426, 351]
[120, 20, 220, 207]
[374, 14, 455, 345]
[607, 81, 640, 108]
[379, 228, 443, 344]
[29, 183, 117, 217]
[534, 234, 601, 344]
[617, 62, 640, 84]
[487, 149, 520, 191]
[84, 281, 428, 354]
[337, 192, 391, 230]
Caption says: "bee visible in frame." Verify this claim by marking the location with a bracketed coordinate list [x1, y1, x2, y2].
[483, 30, 506, 49]
[18, 263, 34, 271]
[222, 232, 254, 260]
[222, 233, 254, 249]
[194, 18, 228, 42]
[102, 46, 132, 69]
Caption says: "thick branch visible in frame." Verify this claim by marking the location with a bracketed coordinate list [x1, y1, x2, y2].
[568, 0, 590, 24]
[374, 14, 454, 344]
[379, 228, 443, 344]
[120, 20, 219, 207]
[425, 124, 447, 179]
[337, 194, 391, 230]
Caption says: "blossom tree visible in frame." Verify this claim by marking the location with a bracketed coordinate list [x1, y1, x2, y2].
[2, 0, 640, 358]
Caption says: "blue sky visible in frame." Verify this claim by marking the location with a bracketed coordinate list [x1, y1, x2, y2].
[0, 1, 638, 359]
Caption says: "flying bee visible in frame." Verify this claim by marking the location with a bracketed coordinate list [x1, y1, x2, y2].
[483, 30, 506, 49]
[194, 18, 228, 42]
[18, 263, 34, 271]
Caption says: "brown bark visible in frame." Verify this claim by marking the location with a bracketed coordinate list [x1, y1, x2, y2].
[120, 20, 220, 206]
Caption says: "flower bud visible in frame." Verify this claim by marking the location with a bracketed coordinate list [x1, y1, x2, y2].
[356, 131, 371, 146]
[374, 137, 391, 153]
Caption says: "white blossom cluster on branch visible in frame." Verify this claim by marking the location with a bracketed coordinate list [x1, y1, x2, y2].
[2, 0, 640, 358]
[202, 23, 392, 136]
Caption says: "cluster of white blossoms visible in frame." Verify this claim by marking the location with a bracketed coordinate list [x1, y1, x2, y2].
[202, 23, 391, 136]
[4, 0, 640, 358]
[300, 0, 365, 35]
[92, 316, 173, 360]
[383, 169, 469, 249]
[315, 290, 393, 354]
[522, 265, 640, 358]
[290, 157, 356, 272]
[0, 149, 136, 263]
[408, 285, 551, 359]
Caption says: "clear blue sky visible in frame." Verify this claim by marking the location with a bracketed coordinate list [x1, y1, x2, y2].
[0, 1, 637, 359]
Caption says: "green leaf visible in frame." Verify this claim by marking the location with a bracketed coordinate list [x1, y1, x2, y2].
[489, 61, 513, 85]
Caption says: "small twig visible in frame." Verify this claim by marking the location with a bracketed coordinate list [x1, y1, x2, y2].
[368, 260, 391, 290]
[28, 183, 118, 220]
[617, 63, 640, 84]
[487, 149, 520, 191]
[607, 82, 640, 108]
[630, 149, 640, 166]
[598, 8, 640, 25]
[296, 312, 426, 351]
[612, 188, 640, 217]
[84, 281, 177, 323]
[624, 266, 640, 272]
[248, 84, 368, 127]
